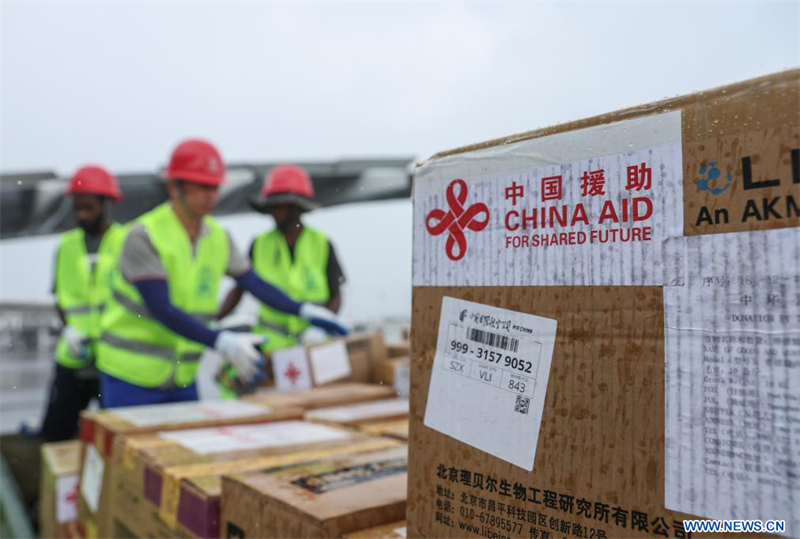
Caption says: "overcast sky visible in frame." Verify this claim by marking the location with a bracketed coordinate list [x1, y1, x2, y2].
[1, 1, 798, 176]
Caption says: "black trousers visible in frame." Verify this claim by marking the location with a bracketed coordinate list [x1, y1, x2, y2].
[39, 363, 100, 442]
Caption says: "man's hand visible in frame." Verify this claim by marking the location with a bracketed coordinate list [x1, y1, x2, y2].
[63, 325, 89, 359]
[299, 303, 349, 337]
[214, 331, 266, 383]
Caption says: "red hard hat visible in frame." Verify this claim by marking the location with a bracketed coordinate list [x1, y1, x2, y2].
[261, 165, 314, 198]
[251, 164, 317, 213]
[66, 165, 122, 201]
[163, 138, 225, 186]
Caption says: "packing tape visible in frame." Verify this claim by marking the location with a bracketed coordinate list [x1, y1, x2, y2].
[122, 443, 137, 471]
[84, 519, 97, 539]
[159, 473, 180, 529]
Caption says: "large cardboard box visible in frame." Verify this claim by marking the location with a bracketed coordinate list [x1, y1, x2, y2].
[245, 382, 396, 410]
[305, 398, 410, 427]
[408, 70, 799, 538]
[111, 420, 400, 539]
[221, 445, 408, 538]
[40, 441, 81, 539]
[75, 400, 301, 539]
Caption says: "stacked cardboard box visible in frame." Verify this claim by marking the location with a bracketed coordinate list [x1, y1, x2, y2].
[245, 382, 396, 411]
[40, 441, 81, 539]
[111, 420, 401, 539]
[76, 400, 301, 538]
[377, 342, 410, 395]
[305, 398, 409, 427]
[408, 70, 799, 538]
[359, 420, 409, 441]
[375, 357, 408, 385]
[258, 332, 389, 391]
[387, 342, 409, 359]
[222, 446, 408, 538]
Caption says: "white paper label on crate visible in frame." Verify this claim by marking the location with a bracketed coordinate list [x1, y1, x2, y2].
[110, 399, 271, 427]
[413, 111, 683, 287]
[310, 399, 409, 423]
[394, 526, 407, 538]
[394, 362, 410, 397]
[424, 297, 557, 470]
[79, 445, 104, 513]
[665, 228, 800, 532]
[273, 346, 313, 391]
[158, 420, 350, 455]
[309, 340, 352, 385]
[55, 474, 79, 523]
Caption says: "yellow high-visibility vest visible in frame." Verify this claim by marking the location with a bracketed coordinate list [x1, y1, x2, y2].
[54, 223, 127, 369]
[97, 203, 228, 388]
[252, 227, 329, 351]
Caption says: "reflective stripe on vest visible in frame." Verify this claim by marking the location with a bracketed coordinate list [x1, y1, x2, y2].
[257, 317, 302, 338]
[97, 203, 228, 388]
[54, 224, 126, 369]
[113, 290, 216, 323]
[100, 333, 204, 363]
[252, 227, 330, 352]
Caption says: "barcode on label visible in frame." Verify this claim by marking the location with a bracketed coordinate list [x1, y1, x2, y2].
[466, 327, 519, 352]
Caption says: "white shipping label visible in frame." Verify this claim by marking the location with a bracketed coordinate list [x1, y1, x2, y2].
[158, 420, 351, 455]
[310, 399, 409, 423]
[79, 445, 104, 514]
[55, 474, 79, 523]
[665, 228, 800, 531]
[110, 400, 271, 427]
[393, 527, 407, 538]
[413, 111, 683, 287]
[424, 297, 557, 470]
[273, 346, 313, 391]
[309, 340, 352, 385]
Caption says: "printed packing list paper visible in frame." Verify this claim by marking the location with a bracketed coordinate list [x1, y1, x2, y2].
[665, 228, 800, 533]
[158, 420, 350, 455]
[310, 340, 352, 385]
[79, 445, 104, 514]
[110, 400, 271, 427]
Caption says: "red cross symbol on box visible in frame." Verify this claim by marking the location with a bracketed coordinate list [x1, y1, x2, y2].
[284, 362, 302, 386]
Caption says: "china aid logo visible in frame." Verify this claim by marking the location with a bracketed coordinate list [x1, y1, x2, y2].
[425, 179, 490, 261]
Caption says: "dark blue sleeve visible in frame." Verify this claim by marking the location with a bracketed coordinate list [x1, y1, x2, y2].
[135, 279, 220, 348]
[235, 269, 302, 316]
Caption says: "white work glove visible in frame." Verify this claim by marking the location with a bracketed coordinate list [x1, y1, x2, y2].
[214, 331, 265, 383]
[299, 303, 349, 337]
[299, 326, 330, 346]
[63, 325, 88, 359]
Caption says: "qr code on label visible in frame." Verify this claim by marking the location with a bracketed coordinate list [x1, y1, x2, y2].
[514, 395, 530, 415]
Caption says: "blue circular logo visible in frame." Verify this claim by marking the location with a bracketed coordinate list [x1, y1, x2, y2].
[696, 162, 733, 195]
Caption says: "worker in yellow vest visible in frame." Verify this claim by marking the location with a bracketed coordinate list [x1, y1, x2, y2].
[39, 166, 127, 441]
[97, 139, 347, 407]
[217, 165, 345, 352]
